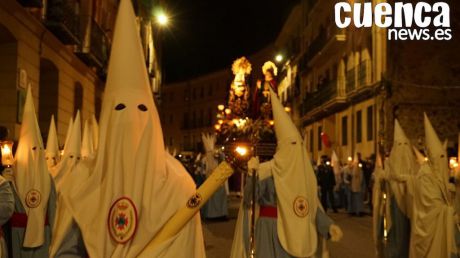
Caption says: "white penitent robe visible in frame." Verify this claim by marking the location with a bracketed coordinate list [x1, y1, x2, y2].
[410, 164, 457, 258]
[61, 0, 206, 256]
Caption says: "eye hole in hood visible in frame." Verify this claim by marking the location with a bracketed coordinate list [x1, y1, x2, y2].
[115, 103, 126, 110]
[138, 104, 148, 112]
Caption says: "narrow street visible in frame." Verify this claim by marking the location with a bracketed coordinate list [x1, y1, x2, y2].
[203, 196, 375, 258]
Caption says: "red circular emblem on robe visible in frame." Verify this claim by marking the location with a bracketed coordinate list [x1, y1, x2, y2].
[293, 196, 309, 217]
[108, 197, 138, 244]
[25, 189, 41, 208]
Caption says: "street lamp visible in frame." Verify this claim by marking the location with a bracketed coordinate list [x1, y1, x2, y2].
[275, 54, 283, 63]
[156, 12, 169, 26]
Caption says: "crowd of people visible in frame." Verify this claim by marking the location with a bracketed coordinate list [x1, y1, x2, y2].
[314, 153, 375, 216]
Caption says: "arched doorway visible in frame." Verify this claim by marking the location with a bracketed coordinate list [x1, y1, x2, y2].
[0, 25, 18, 140]
[39, 58, 59, 139]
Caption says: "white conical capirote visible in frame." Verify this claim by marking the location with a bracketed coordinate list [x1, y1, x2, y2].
[269, 87, 318, 257]
[63, 117, 74, 153]
[91, 114, 99, 151]
[388, 119, 417, 216]
[424, 113, 449, 182]
[269, 88, 301, 143]
[390, 119, 416, 175]
[412, 146, 426, 165]
[66, 111, 81, 158]
[61, 0, 203, 256]
[101, 0, 153, 106]
[81, 119, 94, 158]
[14, 86, 51, 247]
[46, 115, 60, 158]
[393, 119, 409, 145]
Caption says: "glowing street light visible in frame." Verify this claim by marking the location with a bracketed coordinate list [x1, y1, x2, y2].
[275, 54, 283, 63]
[156, 12, 169, 26]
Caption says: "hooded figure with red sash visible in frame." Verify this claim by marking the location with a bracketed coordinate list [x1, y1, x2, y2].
[4, 86, 56, 258]
[231, 88, 342, 258]
[61, 0, 205, 257]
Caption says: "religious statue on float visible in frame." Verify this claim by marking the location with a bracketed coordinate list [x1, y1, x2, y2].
[252, 61, 278, 119]
[228, 57, 252, 118]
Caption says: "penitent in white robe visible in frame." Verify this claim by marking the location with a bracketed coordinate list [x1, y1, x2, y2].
[410, 164, 457, 258]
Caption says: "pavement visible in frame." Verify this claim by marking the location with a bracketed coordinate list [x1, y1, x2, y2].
[203, 196, 375, 258]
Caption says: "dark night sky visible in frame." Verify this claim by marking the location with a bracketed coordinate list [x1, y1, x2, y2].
[161, 0, 299, 83]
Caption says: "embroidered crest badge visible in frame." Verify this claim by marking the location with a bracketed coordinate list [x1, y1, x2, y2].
[108, 197, 138, 244]
[293, 196, 309, 217]
[25, 189, 41, 208]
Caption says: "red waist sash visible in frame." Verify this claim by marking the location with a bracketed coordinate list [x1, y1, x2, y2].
[9, 212, 49, 228]
[259, 206, 277, 218]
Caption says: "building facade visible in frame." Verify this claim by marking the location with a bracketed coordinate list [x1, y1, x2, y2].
[275, 0, 460, 162]
[0, 0, 162, 146]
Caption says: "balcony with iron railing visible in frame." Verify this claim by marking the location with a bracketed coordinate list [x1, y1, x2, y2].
[358, 61, 368, 87]
[346, 68, 356, 93]
[301, 79, 347, 116]
[45, 0, 80, 45]
[17, 0, 42, 8]
[76, 16, 109, 70]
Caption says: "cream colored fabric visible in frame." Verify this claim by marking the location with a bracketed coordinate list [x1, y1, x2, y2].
[45, 115, 60, 169]
[49, 112, 83, 257]
[410, 164, 456, 258]
[412, 146, 426, 165]
[372, 156, 386, 243]
[63, 117, 73, 156]
[258, 160, 274, 181]
[230, 201, 249, 258]
[50, 111, 81, 190]
[410, 115, 456, 257]
[81, 119, 95, 160]
[388, 119, 418, 219]
[202, 133, 218, 176]
[270, 89, 318, 257]
[13, 86, 51, 248]
[91, 114, 99, 151]
[62, 0, 204, 257]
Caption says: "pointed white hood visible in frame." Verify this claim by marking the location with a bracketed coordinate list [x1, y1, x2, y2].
[270, 88, 318, 257]
[45, 115, 60, 169]
[50, 111, 81, 189]
[14, 86, 51, 247]
[63, 117, 73, 155]
[413, 146, 427, 165]
[388, 119, 417, 216]
[91, 114, 99, 151]
[424, 113, 449, 184]
[62, 0, 204, 256]
[81, 119, 95, 159]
